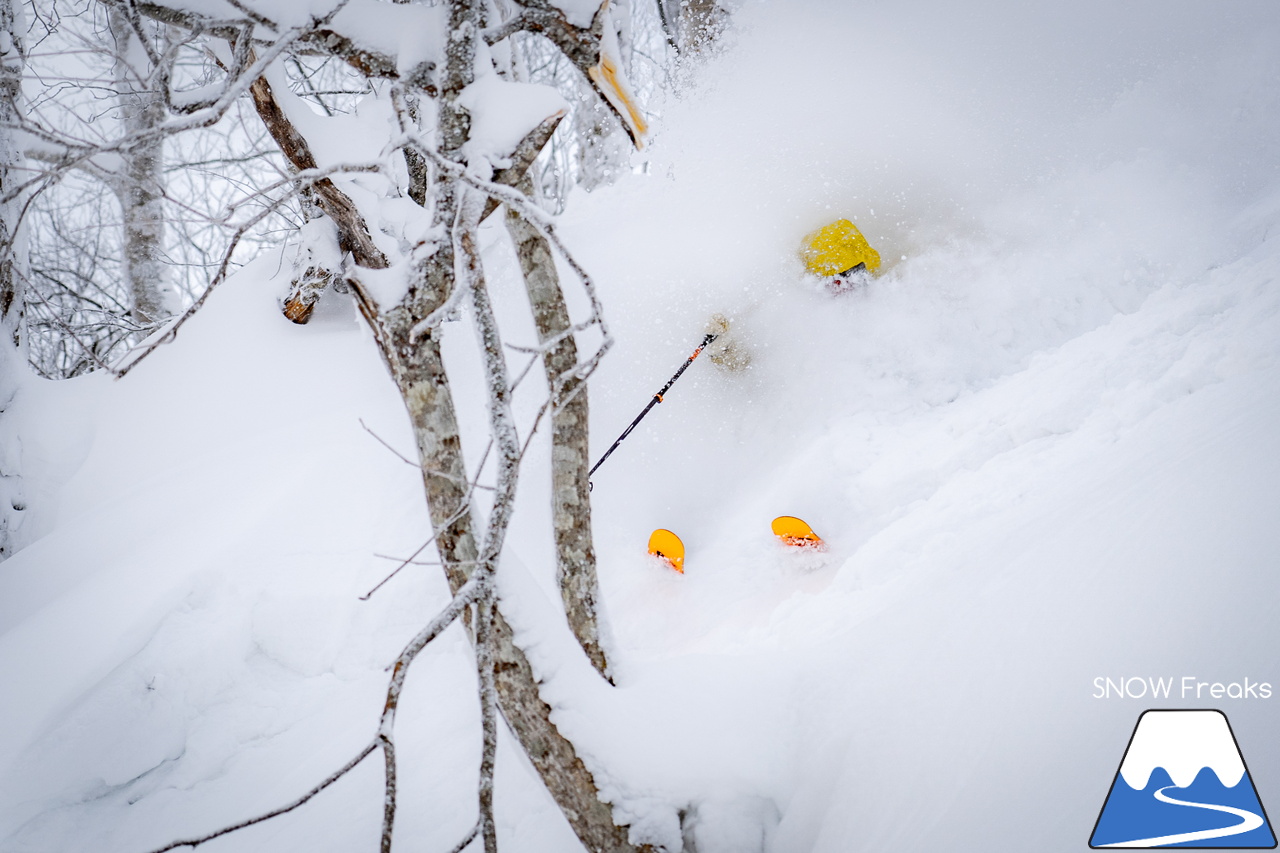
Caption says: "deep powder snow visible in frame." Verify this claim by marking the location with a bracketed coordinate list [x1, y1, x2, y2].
[2, 2, 1280, 852]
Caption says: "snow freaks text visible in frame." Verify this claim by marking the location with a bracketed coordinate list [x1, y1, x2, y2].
[1093, 677, 1273, 700]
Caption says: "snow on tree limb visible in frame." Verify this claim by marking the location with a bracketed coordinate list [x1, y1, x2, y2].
[247, 70, 388, 269]
[483, 1, 648, 146]
[20, 0, 676, 848]
[113, 160, 382, 377]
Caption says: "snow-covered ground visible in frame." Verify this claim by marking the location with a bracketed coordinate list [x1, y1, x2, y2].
[3, 2, 1280, 851]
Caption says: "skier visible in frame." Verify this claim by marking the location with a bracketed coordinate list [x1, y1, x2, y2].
[799, 218, 881, 294]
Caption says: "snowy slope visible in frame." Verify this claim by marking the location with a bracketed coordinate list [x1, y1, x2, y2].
[3, 2, 1280, 852]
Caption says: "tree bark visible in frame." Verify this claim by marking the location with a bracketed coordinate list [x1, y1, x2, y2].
[505, 193, 611, 681]
[372, 248, 646, 853]
[248, 74, 389, 271]
[282, 264, 334, 325]
[0, 0, 21, 345]
[385, 1, 641, 842]
[245, 9, 647, 846]
[402, 94, 429, 208]
[0, 0, 26, 561]
[247, 71, 389, 323]
[108, 7, 169, 324]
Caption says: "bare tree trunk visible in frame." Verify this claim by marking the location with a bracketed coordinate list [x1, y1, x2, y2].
[108, 7, 169, 324]
[238, 0, 648, 840]
[505, 192, 612, 681]
[388, 0, 484, 593]
[0, 0, 26, 560]
[369, 247, 646, 853]
[243, 14, 649, 847]
[378, 3, 642, 844]
[1, 0, 22, 348]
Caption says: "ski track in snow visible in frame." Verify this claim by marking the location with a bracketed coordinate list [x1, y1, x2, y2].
[1099, 786, 1264, 848]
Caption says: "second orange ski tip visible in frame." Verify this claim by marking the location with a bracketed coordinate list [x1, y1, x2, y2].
[647, 528, 685, 573]
[771, 515, 827, 551]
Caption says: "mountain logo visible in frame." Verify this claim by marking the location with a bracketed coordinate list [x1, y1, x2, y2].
[1090, 709, 1276, 848]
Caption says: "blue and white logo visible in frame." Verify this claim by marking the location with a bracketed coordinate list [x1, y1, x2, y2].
[1091, 710, 1276, 848]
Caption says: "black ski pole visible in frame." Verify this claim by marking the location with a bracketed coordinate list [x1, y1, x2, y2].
[588, 332, 719, 484]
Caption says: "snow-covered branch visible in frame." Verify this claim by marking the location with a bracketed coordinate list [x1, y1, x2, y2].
[14, 0, 683, 848]
[146, 568, 486, 853]
[114, 159, 383, 378]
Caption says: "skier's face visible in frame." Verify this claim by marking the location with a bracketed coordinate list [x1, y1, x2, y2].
[828, 263, 870, 295]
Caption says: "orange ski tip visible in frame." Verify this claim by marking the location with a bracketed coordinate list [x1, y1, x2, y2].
[771, 516, 826, 549]
[647, 528, 685, 573]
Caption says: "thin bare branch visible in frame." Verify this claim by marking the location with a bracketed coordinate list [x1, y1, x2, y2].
[24, 285, 128, 374]
[134, 1, 406, 84]
[359, 417, 419, 467]
[378, 733, 396, 853]
[359, 441, 493, 601]
[475, 597, 498, 853]
[143, 740, 379, 853]
[387, 571, 484, 680]
[146, 565, 486, 853]
[447, 822, 481, 853]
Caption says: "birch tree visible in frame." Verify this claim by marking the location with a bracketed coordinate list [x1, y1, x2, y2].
[107, 3, 170, 323]
[0, 0, 25, 558]
[3, 0, 729, 846]
[18, 0, 285, 377]
[7, 0, 676, 849]
[0, 0, 21, 348]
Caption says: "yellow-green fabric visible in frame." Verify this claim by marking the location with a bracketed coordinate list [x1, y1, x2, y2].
[799, 219, 882, 276]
